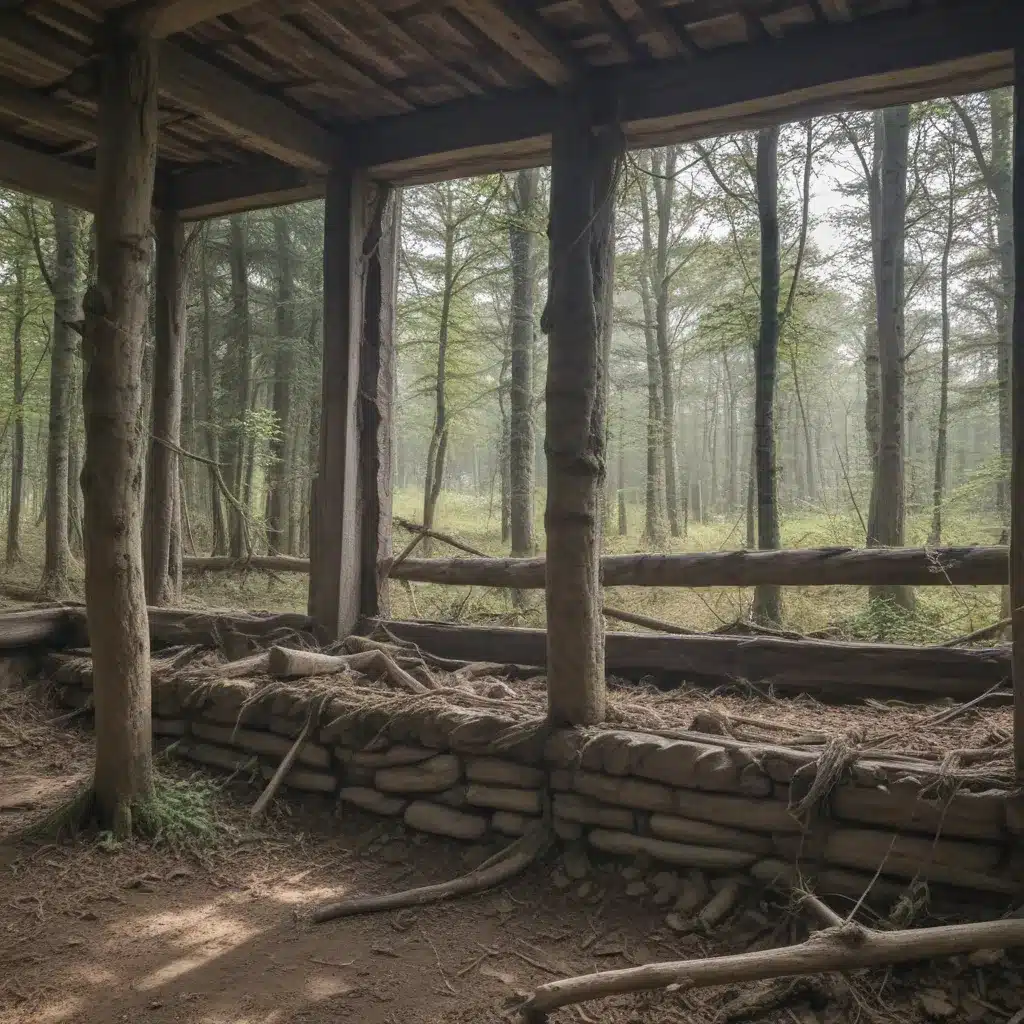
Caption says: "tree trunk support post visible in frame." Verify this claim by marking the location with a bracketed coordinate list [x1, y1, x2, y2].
[543, 89, 620, 726]
[144, 206, 186, 606]
[82, 19, 159, 831]
[1012, 42, 1024, 783]
[308, 164, 399, 641]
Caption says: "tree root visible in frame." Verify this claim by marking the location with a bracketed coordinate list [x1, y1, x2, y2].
[311, 822, 550, 924]
[517, 894, 1024, 1022]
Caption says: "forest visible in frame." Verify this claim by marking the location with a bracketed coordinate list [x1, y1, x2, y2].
[0, 87, 1012, 642]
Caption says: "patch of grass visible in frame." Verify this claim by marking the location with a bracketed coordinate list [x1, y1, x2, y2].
[127, 771, 223, 852]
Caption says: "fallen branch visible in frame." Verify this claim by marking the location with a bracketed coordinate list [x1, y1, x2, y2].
[518, 904, 1024, 1021]
[937, 617, 1011, 648]
[267, 645, 428, 693]
[311, 823, 549, 923]
[251, 712, 313, 818]
[603, 606, 699, 636]
[394, 517, 489, 558]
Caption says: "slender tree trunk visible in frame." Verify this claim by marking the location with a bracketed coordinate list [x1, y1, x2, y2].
[6, 253, 26, 566]
[930, 167, 956, 547]
[654, 149, 681, 537]
[82, 26, 158, 833]
[508, 167, 538, 556]
[752, 126, 783, 625]
[868, 105, 914, 611]
[199, 240, 228, 556]
[498, 353, 511, 544]
[227, 214, 251, 558]
[266, 212, 295, 553]
[422, 224, 454, 550]
[864, 111, 884, 543]
[143, 209, 185, 606]
[616, 388, 627, 536]
[40, 204, 78, 593]
[723, 348, 738, 514]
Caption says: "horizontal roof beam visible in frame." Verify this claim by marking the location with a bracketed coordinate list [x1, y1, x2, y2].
[124, 0, 264, 38]
[0, 136, 94, 209]
[355, 0, 1016, 182]
[0, 10, 338, 172]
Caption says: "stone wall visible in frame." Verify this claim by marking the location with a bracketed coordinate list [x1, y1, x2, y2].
[49, 662, 1024, 901]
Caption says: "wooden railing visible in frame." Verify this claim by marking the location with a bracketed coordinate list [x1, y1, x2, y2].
[183, 545, 1008, 588]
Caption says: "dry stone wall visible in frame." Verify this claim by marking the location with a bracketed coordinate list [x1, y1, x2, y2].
[48, 664, 1024, 901]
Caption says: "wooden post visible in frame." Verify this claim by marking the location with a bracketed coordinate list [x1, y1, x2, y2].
[144, 206, 186, 606]
[1012, 44, 1024, 782]
[308, 166, 398, 640]
[81, 20, 158, 832]
[543, 89, 620, 726]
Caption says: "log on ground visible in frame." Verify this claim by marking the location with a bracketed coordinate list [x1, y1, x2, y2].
[376, 620, 1010, 700]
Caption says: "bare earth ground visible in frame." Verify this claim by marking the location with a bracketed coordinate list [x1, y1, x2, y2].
[2, 683, 1023, 1024]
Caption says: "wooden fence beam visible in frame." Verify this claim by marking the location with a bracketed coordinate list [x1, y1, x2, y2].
[377, 620, 1011, 702]
[384, 546, 1008, 589]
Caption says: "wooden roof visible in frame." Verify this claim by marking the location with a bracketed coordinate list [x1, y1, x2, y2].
[0, 0, 1016, 218]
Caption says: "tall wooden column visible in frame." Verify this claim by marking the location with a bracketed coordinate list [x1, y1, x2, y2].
[308, 166, 399, 640]
[144, 206, 185, 606]
[1011, 45, 1024, 782]
[544, 91, 620, 726]
[82, 22, 159, 830]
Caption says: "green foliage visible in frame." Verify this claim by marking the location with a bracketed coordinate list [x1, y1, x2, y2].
[124, 772, 222, 852]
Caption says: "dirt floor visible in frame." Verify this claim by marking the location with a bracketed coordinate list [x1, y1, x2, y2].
[2, 682, 1023, 1024]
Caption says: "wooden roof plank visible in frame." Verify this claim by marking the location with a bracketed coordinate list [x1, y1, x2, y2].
[449, 0, 579, 84]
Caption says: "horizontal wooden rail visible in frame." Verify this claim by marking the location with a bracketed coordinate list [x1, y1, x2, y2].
[377, 619, 1010, 702]
[0, 605, 315, 652]
[183, 546, 1009, 588]
[389, 545, 1008, 588]
[183, 555, 312, 573]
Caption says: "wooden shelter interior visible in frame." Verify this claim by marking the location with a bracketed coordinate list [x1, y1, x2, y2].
[0, 0, 1022, 759]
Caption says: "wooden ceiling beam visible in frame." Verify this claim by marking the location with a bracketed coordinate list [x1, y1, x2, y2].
[124, 0, 264, 38]
[0, 78, 95, 142]
[166, 156, 323, 218]
[0, 134, 93, 208]
[0, 10, 338, 171]
[449, 0, 580, 84]
[355, 1, 1014, 179]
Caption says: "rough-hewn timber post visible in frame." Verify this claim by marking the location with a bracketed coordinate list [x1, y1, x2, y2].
[144, 206, 185, 606]
[1012, 43, 1024, 782]
[82, 21, 158, 831]
[543, 89, 620, 726]
[308, 166, 399, 640]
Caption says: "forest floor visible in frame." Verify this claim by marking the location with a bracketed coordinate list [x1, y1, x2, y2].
[0, 492, 1008, 644]
[2, 680, 1023, 1024]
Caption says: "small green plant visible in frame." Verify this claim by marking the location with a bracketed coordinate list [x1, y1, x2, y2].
[130, 772, 222, 851]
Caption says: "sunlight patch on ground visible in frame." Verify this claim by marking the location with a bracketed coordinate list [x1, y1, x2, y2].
[134, 954, 211, 991]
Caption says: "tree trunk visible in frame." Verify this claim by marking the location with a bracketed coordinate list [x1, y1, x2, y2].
[143, 208, 185, 606]
[929, 161, 956, 547]
[6, 254, 25, 566]
[266, 212, 295, 553]
[82, 25, 158, 833]
[543, 89, 619, 726]
[199, 238, 228, 556]
[227, 214, 251, 558]
[864, 111, 884, 544]
[617, 387, 628, 537]
[868, 106, 914, 611]
[40, 204, 78, 594]
[654, 148, 681, 537]
[752, 126, 783, 626]
[422, 225, 454, 551]
[508, 167, 538, 557]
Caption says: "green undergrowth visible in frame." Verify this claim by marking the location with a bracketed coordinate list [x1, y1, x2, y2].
[23, 769, 227, 854]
